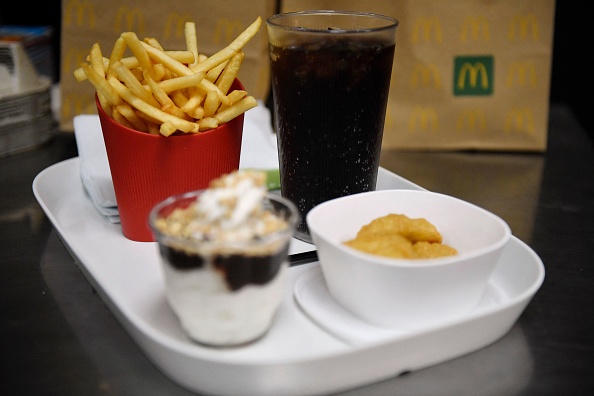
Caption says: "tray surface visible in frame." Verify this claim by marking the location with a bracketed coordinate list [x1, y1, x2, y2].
[33, 157, 544, 396]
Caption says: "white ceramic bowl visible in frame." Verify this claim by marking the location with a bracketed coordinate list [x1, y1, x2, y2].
[306, 189, 512, 331]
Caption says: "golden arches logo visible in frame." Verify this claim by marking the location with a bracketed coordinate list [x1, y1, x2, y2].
[506, 62, 537, 87]
[164, 13, 192, 40]
[456, 110, 486, 132]
[408, 107, 438, 132]
[114, 7, 145, 35]
[63, 0, 96, 29]
[508, 14, 539, 41]
[384, 104, 395, 129]
[61, 93, 94, 120]
[256, 62, 270, 97]
[62, 47, 89, 75]
[411, 63, 441, 88]
[460, 16, 490, 42]
[214, 18, 246, 44]
[411, 17, 442, 44]
[457, 62, 488, 90]
[504, 108, 534, 134]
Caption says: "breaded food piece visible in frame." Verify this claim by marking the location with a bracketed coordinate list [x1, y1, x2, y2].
[356, 213, 443, 243]
[344, 233, 416, 258]
[344, 213, 457, 259]
[413, 241, 458, 259]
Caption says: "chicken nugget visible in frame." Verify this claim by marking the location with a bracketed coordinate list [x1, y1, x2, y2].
[357, 214, 443, 243]
[413, 241, 458, 259]
[344, 232, 416, 258]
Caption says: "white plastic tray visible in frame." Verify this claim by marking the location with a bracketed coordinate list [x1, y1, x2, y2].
[33, 157, 544, 396]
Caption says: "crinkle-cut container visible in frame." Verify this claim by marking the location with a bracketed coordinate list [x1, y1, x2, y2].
[96, 79, 245, 242]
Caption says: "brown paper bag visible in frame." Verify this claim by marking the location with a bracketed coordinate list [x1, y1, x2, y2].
[59, 0, 276, 132]
[281, 0, 556, 151]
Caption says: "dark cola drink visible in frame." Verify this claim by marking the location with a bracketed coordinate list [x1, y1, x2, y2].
[270, 38, 395, 241]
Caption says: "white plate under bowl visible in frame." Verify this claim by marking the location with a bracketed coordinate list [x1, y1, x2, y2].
[295, 259, 509, 346]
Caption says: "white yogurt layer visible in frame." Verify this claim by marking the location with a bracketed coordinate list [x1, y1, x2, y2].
[162, 260, 288, 346]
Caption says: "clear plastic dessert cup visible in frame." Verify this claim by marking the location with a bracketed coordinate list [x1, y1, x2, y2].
[149, 190, 299, 347]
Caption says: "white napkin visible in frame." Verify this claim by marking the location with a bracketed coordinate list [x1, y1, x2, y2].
[73, 115, 120, 223]
[73, 102, 279, 223]
[239, 101, 279, 169]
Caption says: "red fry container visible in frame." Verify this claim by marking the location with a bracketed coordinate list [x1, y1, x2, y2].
[96, 79, 245, 242]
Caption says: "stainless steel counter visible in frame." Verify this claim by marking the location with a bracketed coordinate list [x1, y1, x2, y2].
[1, 104, 592, 395]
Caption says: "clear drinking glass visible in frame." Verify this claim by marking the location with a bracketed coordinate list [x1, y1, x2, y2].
[266, 10, 399, 243]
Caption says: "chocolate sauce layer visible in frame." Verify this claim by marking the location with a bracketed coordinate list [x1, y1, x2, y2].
[160, 244, 290, 291]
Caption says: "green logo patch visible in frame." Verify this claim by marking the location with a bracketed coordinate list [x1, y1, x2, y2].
[453, 55, 494, 96]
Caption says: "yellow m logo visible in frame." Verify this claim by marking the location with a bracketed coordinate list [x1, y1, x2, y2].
[412, 17, 442, 44]
[506, 62, 537, 87]
[508, 14, 539, 41]
[164, 13, 192, 40]
[460, 16, 490, 42]
[456, 110, 486, 132]
[411, 64, 441, 88]
[505, 108, 534, 134]
[214, 18, 246, 44]
[62, 47, 89, 74]
[408, 107, 438, 132]
[114, 7, 145, 35]
[61, 93, 94, 120]
[63, 0, 96, 29]
[457, 62, 489, 90]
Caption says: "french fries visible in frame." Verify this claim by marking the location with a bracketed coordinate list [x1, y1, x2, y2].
[75, 17, 261, 136]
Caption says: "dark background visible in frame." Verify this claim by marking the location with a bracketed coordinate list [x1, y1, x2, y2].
[1, 1, 592, 140]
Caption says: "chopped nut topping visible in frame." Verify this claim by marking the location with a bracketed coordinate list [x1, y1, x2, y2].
[155, 170, 288, 243]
